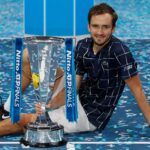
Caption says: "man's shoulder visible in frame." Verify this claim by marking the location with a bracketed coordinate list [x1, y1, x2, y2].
[111, 36, 123, 45]
[111, 36, 129, 51]
[109, 36, 132, 58]
[77, 37, 92, 48]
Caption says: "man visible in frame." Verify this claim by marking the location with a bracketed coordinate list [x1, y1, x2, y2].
[74, 3, 150, 129]
[0, 3, 150, 136]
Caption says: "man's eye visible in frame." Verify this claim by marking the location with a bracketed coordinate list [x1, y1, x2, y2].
[103, 26, 110, 29]
[92, 25, 99, 28]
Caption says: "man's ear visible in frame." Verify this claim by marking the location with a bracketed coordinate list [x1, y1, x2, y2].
[88, 24, 91, 32]
[112, 25, 116, 33]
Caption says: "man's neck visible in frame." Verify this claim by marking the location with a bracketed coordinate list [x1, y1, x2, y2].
[93, 44, 103, 54]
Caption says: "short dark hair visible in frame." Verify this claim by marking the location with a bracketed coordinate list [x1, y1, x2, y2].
[88, 3, 118, 27]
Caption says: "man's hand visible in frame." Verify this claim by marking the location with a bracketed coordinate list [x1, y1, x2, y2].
[35, 102, 53, 115]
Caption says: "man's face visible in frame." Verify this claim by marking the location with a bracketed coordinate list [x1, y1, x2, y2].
[88, 13, 115, 46]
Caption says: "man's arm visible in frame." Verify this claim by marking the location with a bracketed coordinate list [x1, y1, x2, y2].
[47, 74, 83, 109]
[36, 74, 83, 114]
[125, 74, 150, 125]
[76, 75, 83, 93]
[22, 48, 31, 92]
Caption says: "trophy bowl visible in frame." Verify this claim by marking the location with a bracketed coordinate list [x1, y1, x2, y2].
[20, 121, 66, 148]
[20, 36, 67, 148]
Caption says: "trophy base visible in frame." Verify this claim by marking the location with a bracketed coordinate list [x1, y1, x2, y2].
[20, 138, 67, 148]
[20, 122, 67, 148]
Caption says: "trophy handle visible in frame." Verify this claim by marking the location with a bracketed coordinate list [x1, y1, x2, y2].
[45, 111, 52, 123]
[35, 111, 52, 125]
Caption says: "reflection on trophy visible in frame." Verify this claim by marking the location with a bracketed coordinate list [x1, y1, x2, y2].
[20, 36, 66, 148]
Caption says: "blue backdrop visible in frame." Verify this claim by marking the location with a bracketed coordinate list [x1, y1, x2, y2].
[24, 0, 94, 36]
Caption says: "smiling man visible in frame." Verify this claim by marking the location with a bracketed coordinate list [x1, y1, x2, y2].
[74, 3, 150, 130]
[0, 3, 150, 136]
[88, 14, 115, 52]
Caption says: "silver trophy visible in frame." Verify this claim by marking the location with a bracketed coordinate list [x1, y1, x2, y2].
[20, 36, 66, 148]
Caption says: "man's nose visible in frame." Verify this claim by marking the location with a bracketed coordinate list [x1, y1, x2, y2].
[97, 27, 104, 34]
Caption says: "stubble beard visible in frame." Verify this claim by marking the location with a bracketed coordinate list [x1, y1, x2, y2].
[93, 34, 112, 47]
